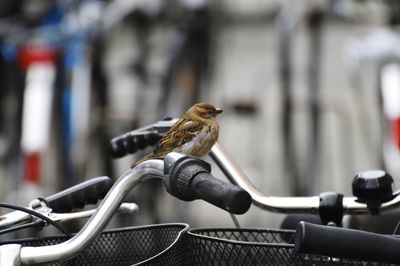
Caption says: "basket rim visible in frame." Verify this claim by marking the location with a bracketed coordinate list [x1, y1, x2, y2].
[187, 227, 295, 248]
[0, 222, 190, 245]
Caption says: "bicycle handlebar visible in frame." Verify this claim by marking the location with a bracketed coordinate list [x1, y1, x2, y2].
[110, 119, 400, 217]
[295, 221, 400, 264]
[20, 160, 164, 264]
[164, 153, 252, 215]
[210, 143, 321, 213]
[210, 142, 400, 216]
[105, 121, 400, 263]
[14, 154, 250, 264]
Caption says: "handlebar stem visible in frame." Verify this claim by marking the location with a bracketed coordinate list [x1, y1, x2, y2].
[20, 160, 164, 265]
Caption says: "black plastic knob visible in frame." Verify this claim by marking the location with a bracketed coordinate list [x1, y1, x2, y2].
[352, 170, 394, 211]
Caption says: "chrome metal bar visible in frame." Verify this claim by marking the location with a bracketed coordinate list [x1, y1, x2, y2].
[50, 202, 139, 223]
[0, 212, 32, 230]
[0, 244, 21, 266]
[343, 193, 400, 214]
[0, 201, 138, 231]
[20, 160, 164, 265]
[210, 142, 400, 215]
[210, 142, 320, 213]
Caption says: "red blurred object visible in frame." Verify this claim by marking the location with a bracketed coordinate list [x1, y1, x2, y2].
[25, 152, 41, 184]
[18, 46, 58, 70]
[394, 118, 400, 149]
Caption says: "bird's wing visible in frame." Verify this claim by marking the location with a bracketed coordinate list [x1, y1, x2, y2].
[153, 117, 203, 155]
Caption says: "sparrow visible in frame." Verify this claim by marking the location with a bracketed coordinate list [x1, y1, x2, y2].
[132, 103, 223, 167]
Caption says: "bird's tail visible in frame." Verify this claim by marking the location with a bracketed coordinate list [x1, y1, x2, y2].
[131, 153, 161, 168]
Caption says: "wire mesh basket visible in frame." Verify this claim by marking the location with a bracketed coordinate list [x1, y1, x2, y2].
[1, 224, 394, 265]
[0, 223, 189, 266]
[187, 228, 391, 265]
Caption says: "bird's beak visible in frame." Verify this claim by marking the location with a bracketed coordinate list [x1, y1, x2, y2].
[214, 108, 223, 115]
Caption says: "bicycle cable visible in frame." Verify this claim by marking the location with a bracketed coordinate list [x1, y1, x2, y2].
[0, 202, 71, 237]
[229, 213, 241, 229]
[0, 220, 45, 235]
[0, 202, 95, 265]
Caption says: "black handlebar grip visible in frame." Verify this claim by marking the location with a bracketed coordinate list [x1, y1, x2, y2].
[164, 153, 252, 214]
[144, 131, 162, 146]
[109, 137, 128, 158]
[109, 132, 162, 158]
[109, 118, 175, 159]
[45, 176, 114, 213]
[190, 172, 251, 214]
[295, 221, 400, 264]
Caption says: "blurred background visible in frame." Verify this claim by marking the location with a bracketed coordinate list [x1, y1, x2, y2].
[0, 0, 399, 232]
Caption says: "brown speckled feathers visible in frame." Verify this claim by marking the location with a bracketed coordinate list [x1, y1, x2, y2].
[132, 103, 222, 167]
